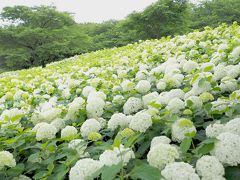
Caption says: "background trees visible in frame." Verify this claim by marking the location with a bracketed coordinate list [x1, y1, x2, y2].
[0, 6, 92, 69]
[190, 0, 240, 29]
[0, 0, 239, 72]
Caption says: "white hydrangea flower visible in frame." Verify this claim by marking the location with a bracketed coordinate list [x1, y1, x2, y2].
[88, 78, 101, 88]
[112, 95, 124, 104]
[0, 108, 23, 124]
[168, 89, 185, 100]
[145, 107, 159, 117]
[185, 96, 203, 109]
[68, 139, 85, 149]
[32, 122, 48, 132]
[129, 111, 152, 133]
[156, 92, 169, 105]
[224, 118, 240, 136]
[172, 118, 196, 142]
[96, 117, 107, 128]
[68, 139, 87, 155]
[50, 118, 65, 131]
[191, 79, 212, 95]
[183, 60, 199, 73]
[211, 99, 229, 112]
[164, 75, 182, 88]
[214, 64, 227, 81]
[219, 76, 238, 92]
[82, 86, 96, 98]
[33, 103, 62, 124]
[12, 175, 31, 180]
[156, 80, 166, 91]
[210, 132, 240, 166]
[217, 43, 228, 52]
[201, 62, 215, 72]
[147, 143, 179, 170]
[108, 113, 130, 130]
[226, 64, 240, 78]
[86, 93, 105, 118]
[88, 91, 106, 101]
[161, 162, 200, 180]
[80, 119, 101, 138]
[62, 88, 71, 99]
[166, 98, 185, 113]
[112, 85, 122, 92]
[36, 123, 57, 141]
[201, 176, 226, 180]
[229, 46, 240, 63]
[142, 92, 158, 108]
[196, 155, 224, 178]
[135, 80, 151, 94]
[69, 158, 103, 180]
[135, 70, 148, 80]
[123, 97, 143, 115]
[65, 97, 85, 121]
[99, 145, 135, 166]
[61, 126, 78, 138]
[117, 69, 127, 78]
[0, 151, 16, 170]
[206, 122, 225, 138]
[121, 80, 134, 92]
[150, 136, 171, 148]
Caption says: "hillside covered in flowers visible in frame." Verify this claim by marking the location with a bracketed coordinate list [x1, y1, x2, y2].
[0, 23, 240, 180]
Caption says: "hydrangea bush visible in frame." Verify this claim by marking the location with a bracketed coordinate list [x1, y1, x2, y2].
[0, 23, 240, 179]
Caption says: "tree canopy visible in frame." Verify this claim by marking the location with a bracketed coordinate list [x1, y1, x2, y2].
[0, 0, 239, 71]
[0, 6, 91, 69]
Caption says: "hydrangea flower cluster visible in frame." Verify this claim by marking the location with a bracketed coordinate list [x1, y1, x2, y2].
[0, 151, 16, 170]
[147, 138, 179, 170]
[99, 145, 135, 166]
[0, 23, 240, 179]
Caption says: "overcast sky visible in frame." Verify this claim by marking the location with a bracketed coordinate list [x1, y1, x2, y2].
[0, 0, 160, 23]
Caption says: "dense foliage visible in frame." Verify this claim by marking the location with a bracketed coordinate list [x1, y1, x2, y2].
[0, 6, 93, 69]
[0, 23, 240, 179]
[1, 0, 239, 71]
[191, 0, 240, 29]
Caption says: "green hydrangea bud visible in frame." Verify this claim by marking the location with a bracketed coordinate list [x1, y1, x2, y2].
[5, 92, 13, 100]
[121, 128, 135, 138]
[88, 132, 102, 141]
[178, 118, 193, 128]
[199, 92, 214, 103]
[76, 88, 82, 95]
[183, 109, 193, 116]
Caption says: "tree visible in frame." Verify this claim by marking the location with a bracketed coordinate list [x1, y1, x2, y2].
[119, 0, 191, 40]
[0, 6, 91, 70]
[190, 0, 240, 29]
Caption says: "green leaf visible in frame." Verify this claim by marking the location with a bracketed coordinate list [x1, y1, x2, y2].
[194, 138, 217, 155]
[186, 100, 193, 107]
[112, 133, 122, 148]
[225, 166, 240, 180]
[136, 141, 151, 158]
[191, 74, 199, 84]
[204, 103, 212, 112]
[125, 133, 141, 148]
[33, 171, 48, 179]
[203, 65, 213, 72]
[198, 78, 206, 87]
[7, 163, 25, 177]
[28, 153, 41, 163]
[180, 138, 192, 153]
[101, 163, 122, 180]
[51, 164, 69, 180]
[130, 161, 161, 180]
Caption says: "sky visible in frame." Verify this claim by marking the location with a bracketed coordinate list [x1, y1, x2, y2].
[0, 0, 160, 24]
